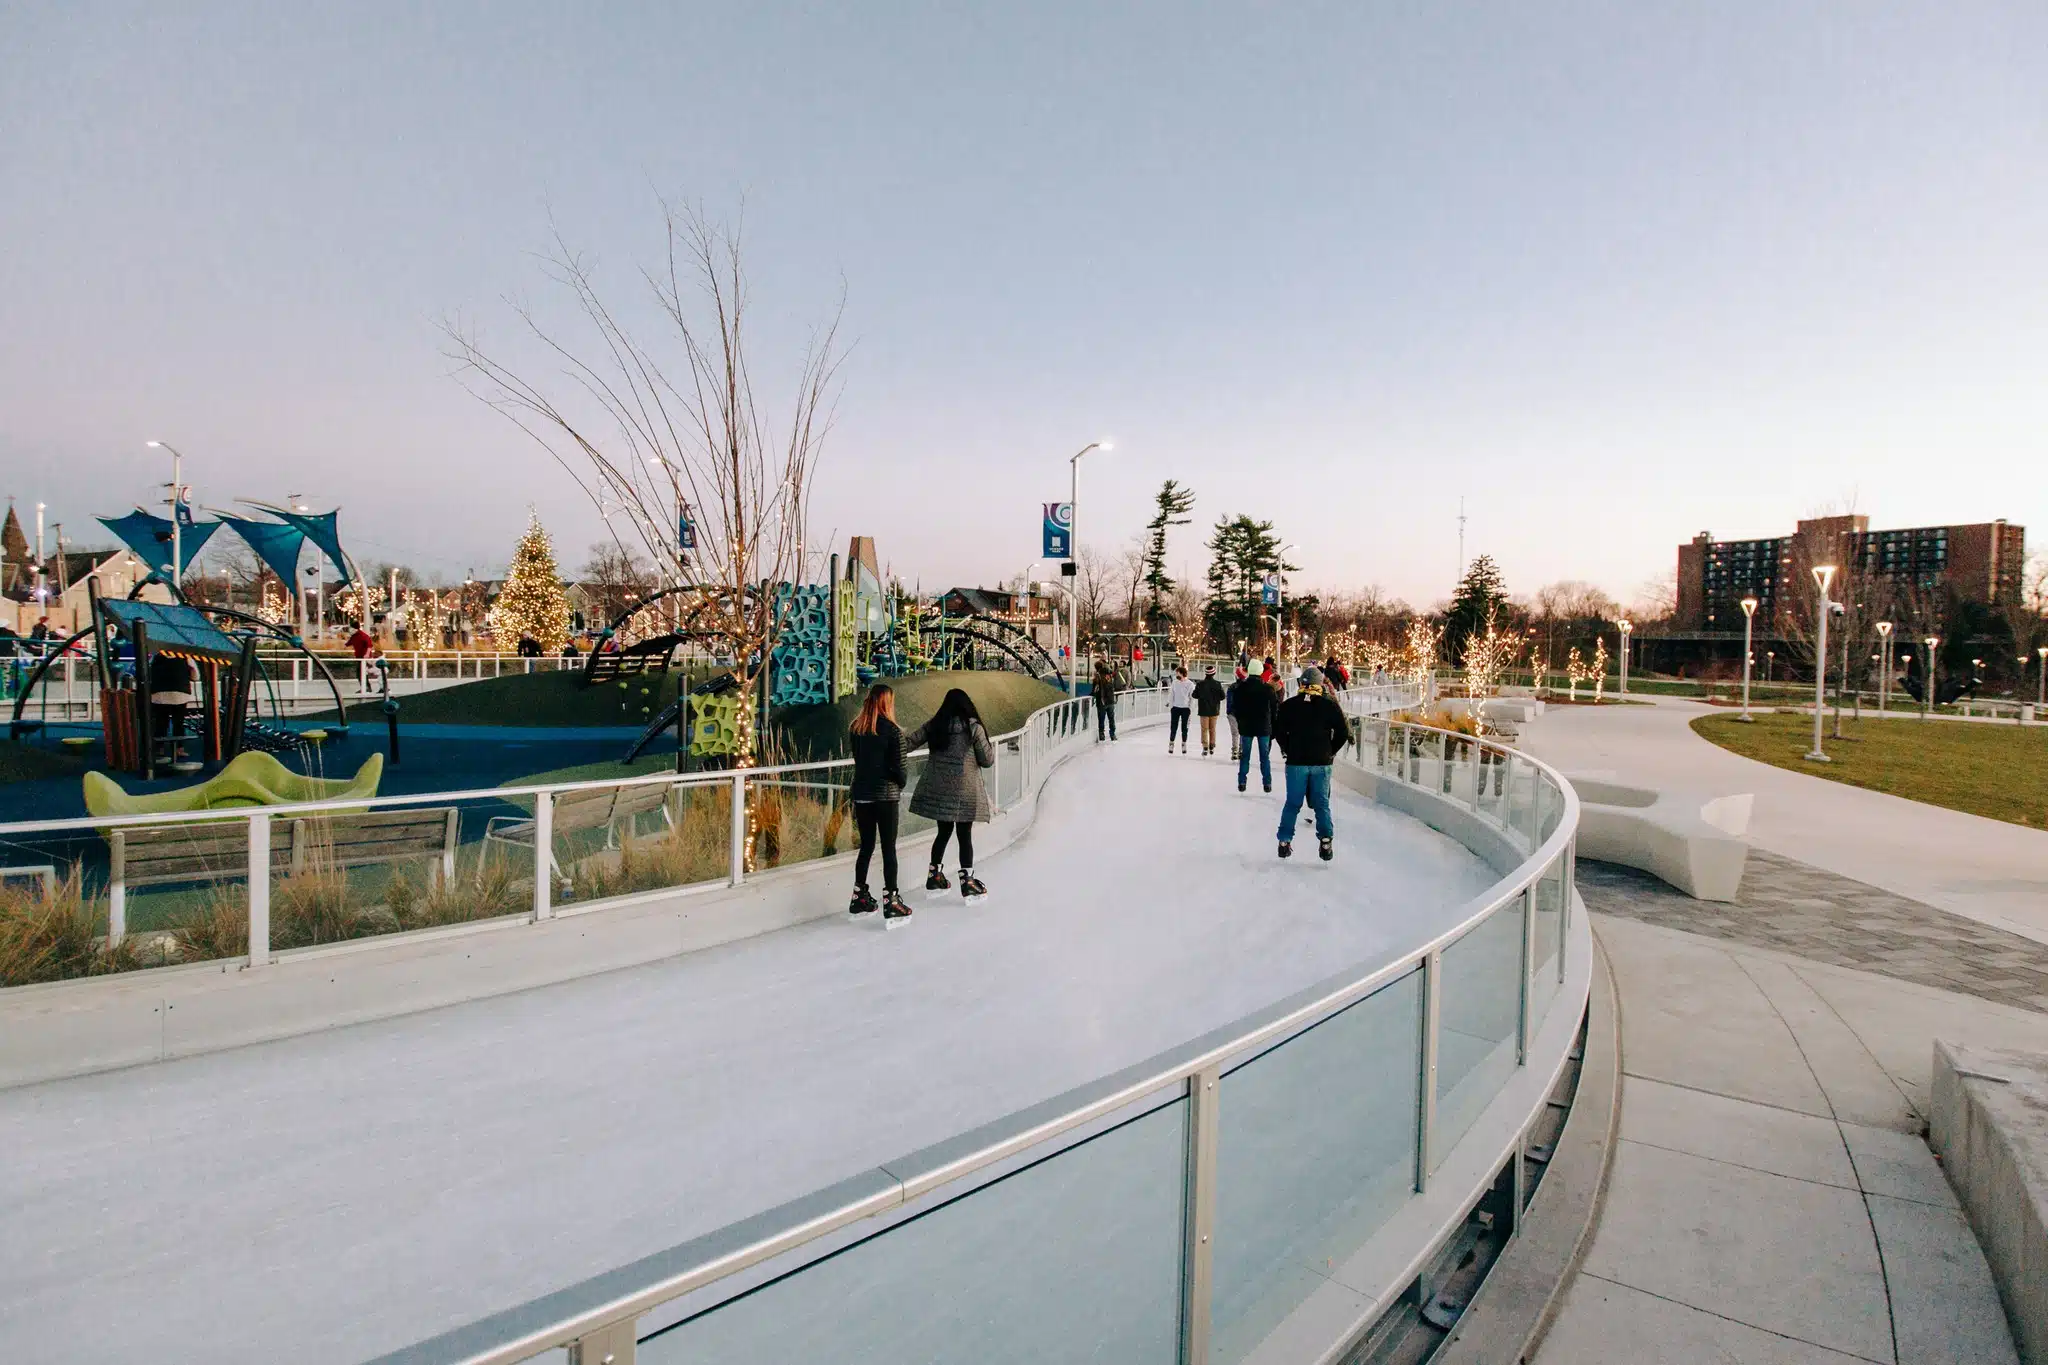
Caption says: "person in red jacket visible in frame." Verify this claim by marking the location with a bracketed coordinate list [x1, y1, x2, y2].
[346, 626, 375, 660]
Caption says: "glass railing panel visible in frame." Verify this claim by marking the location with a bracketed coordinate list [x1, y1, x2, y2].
[549, 779, 728, 908]
[995, 736, 1025, 809]
[2, 820, 249, 982]
[1474, 743, 1509, 824]
[274, 792, 534, 947]
[640, 1096, 1189, 1364]
[1528, 856, 1566, 1029]
[745, 772, 852, 874]
[1213, 970, 1424, 1363]
[1433, 899, 1526, 1172]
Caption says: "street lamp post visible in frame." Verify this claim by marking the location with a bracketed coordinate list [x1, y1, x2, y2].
[1277, 542, 1299, 677]
[1738, 597, 1758, 721]
[1067, 441, 1111, 696]
[1875, 621, 1892, 714]
[1923, 636, 1940, 719]
[2037, 646, 2047, 713]
[145, 440, 189, 589]
[1805, 564, 1836, 762]
[1618, 618, 1633, 696]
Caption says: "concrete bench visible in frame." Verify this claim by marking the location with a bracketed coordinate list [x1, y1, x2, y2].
[1565, 774, 1752, 902]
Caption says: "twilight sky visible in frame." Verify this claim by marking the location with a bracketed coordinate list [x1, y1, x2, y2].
[3, 2, 2043, 607]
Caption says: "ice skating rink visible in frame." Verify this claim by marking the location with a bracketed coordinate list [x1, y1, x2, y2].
[0, 737, 1497, 1363]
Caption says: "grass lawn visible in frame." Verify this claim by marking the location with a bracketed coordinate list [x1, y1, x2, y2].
[1692, 711, 2048, 830]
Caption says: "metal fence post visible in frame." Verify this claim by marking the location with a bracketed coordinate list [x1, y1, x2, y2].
[730, 771, 747, 885]
[1180, 1066, 1220, 1365]
[1416, 949, 1441, 1191]
[532, 792, 554, 921]
[247, 812, 271, 968]
[1517, 884, 1536, 1064]
[565, 1316, 636, 1364]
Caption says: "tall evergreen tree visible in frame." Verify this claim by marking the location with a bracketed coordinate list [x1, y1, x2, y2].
[488, 511, 573, 652]
[1201, 514, 1291, 650]
[1444, 553, 1509, 657]
[1141, 480, 1197, 627]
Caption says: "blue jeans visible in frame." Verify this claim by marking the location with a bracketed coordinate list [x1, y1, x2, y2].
[1169, 708, 1191, 745]
[1277, 765, 1334, 844]
[1095, 697, 1117, 740]
[1237, 734, 1272, 788]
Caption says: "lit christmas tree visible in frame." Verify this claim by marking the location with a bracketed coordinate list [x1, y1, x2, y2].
[487, 512, 572, 652]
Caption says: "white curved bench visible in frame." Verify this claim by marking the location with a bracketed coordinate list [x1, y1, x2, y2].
[1566, 774, 1752, 901]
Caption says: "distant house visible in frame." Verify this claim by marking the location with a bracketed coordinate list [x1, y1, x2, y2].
[3, 548, 155, 638]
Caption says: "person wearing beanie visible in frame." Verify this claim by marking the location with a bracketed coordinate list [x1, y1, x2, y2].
[1232, 661, 1279, 792]
[1223, 663, 1247, 761]
[1192, 663, 1227, 756]
[1271, 665, 1351, 860]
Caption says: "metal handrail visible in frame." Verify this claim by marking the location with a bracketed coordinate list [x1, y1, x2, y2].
[363, 713, 1579, 1365]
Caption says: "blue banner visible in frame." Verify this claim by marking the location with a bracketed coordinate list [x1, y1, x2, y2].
[1260, 574, 1280, 607]
[1042, 501, 1073, 560]
[679, 507, 697, 551]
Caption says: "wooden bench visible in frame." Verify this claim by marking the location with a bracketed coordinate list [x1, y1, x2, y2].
[107, 807, 460, 943]
[480, 782, 677, 886]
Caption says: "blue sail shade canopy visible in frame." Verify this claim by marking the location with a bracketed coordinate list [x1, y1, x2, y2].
[213, 513, 309, 588]
[97, 510, 222, 580]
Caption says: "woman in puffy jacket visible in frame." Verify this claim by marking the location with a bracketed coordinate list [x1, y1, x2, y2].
[907, 687, 995, 901]
[847, 683, 911, 921]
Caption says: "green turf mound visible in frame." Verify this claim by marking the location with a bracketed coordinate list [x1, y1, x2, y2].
[0, 742, 89, 784]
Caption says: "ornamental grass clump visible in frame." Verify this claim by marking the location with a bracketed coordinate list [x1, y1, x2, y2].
[0, 872, 139, 987]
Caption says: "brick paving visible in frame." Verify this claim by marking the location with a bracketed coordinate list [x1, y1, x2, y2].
[1577, 847, 2048, 1015]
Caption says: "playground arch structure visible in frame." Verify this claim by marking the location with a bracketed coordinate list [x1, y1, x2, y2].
[591, 582, 1068, 765]
[8, 570, 352, 769]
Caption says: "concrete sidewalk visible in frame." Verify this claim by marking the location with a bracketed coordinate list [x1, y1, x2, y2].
[1519, 696, 2048, 945]
[1538, 914, 2036, 1363]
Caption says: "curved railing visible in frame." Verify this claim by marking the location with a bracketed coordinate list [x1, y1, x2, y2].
[354, 701, 1581, 1365]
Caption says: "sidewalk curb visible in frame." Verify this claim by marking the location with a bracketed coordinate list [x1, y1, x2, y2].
[1436, 924, 1622, 1365]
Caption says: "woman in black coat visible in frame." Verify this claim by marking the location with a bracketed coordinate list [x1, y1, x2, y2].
[906, 687, 995, 900]
[848, 683, 911, 921]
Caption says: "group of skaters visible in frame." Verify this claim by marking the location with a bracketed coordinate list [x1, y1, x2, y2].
[845, 682, 993, 925]
[841, 652, 1361, 927]
[1162, 654, 1355, 862]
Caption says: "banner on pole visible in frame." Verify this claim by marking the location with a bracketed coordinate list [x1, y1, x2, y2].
[1260, 573, 1281, 607]
[1042, 502, 1073, 559]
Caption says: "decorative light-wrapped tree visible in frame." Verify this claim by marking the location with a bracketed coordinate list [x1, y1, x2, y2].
[487, 513, 572, 653]
[334, 582, 384, 627]
[404, 588, 441, 648]
[1460, 610, 1524, 700]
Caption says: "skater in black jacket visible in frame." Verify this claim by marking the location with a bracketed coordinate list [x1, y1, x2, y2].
[1232, 667, 1280, 793]
[847, 684, 912, 921]
[1192, 664, 1227, 755]
[1272, 667, 1351, 861]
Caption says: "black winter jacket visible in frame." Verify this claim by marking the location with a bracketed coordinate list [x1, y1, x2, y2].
[1273, 689, 1351, 766]
[1230, 676, 1279, 737]
[848, 718, 909, 803]
[1192, 677, 1226, 716]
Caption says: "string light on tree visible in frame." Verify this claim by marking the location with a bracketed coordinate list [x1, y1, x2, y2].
[487, 511, 573, 653]
[333, 581, 384, 627]
[1459, 609, 1525, 700]
[404, 588, 441, 647]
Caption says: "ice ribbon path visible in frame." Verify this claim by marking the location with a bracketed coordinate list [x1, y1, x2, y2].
[0, 739, 1495, 1364]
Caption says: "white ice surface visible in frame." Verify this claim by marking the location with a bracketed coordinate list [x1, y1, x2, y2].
[0, 739, 1495, 1363]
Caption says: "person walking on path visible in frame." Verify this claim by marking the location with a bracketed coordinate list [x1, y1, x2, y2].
[1193, 664, 1226, 755]
[1166, 665, 1195, 753]
[847, 683, 912, 922]
[1323, 656, 1350, 690]
[1224, 664, 1247, 760]
[907, 687, 994, 900]
[1272, 666, 1351, 861]
[1092, 658, 1121, 742]
[1233, 662, 1279, 793]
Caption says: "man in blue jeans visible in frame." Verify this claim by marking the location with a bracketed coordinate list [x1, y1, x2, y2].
[1230, 662, 1279, 793]
[1271, 667, 1352, 861]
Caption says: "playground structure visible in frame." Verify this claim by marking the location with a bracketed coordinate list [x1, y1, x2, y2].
[603, 538, 1070, 764]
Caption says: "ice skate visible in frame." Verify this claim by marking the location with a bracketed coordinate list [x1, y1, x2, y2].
[1319, 837, 1334, 862]
[1277, 841, 1292, 859]
[882, 891, 912, 926]
[925, 864, 951, 897]
[848, 887, 877, 916]
[960, 873, 988, 903]
[1237, 778, 1246, 792]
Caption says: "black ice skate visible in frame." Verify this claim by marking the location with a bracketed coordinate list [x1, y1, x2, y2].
[1278, 841, 1293, 859]
[960, 873, 988, 902]
[882, 891, 912, 925]
[849, 887, 878, 916]
[1319, 838, 1334, 862]
[925, 864, 951, 896]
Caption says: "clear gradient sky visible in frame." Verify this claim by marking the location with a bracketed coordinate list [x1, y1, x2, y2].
[4, 2, 2043, 606]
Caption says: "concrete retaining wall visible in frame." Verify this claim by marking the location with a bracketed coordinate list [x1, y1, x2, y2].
[1931, 1040, 2048, 1364]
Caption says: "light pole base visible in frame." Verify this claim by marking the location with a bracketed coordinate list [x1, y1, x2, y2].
[1803, 751, 1832, 763]
[1734, 714, 1756, 724]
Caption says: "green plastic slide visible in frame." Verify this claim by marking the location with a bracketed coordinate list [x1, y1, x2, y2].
[83, 751, 385, 817]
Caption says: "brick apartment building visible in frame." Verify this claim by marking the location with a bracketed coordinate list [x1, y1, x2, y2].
[1676, 516, 2025, 632]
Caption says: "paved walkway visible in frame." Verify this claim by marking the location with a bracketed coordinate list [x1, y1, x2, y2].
[1525, 699, 2040, 1362]
[1520, 696, 2048, 945]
